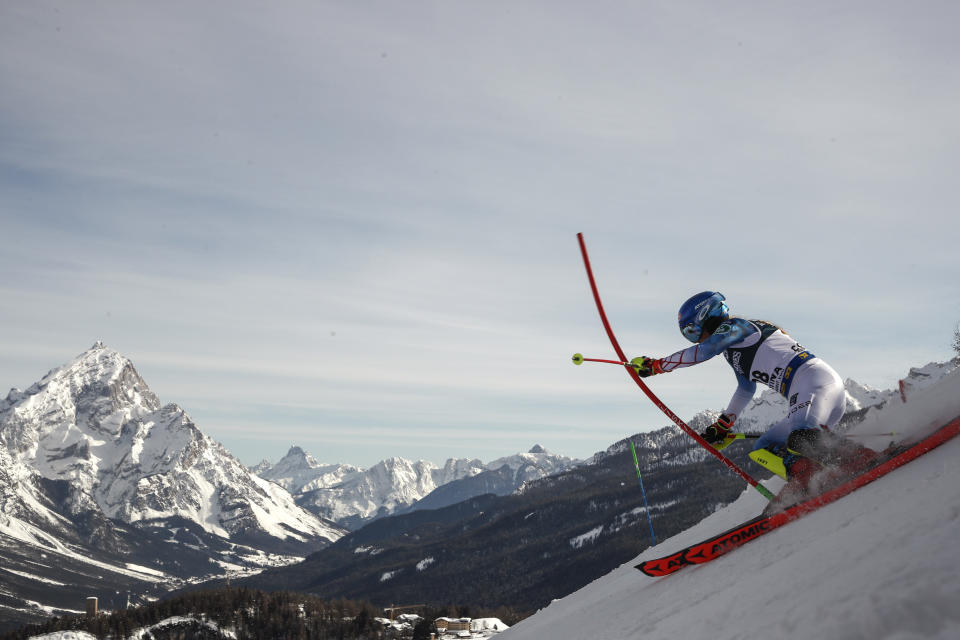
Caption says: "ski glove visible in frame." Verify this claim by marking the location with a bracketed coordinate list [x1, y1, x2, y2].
[630, 356, 662, 378]
[702, 414, 735, 448]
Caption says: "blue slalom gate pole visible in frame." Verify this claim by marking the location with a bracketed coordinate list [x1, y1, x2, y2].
[630, 440, 657, 547]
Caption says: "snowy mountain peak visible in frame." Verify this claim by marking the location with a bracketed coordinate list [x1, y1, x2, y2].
[0, 345, 343, 550]
[54, 341, 134, 384]
[843, 378, 891, 412]
[4, 387, 26, 406]
[486, 447, 578, 492]
[2, 344, 160, 454]
[273, 445, 323, 473]
[258, 449, 361, 495]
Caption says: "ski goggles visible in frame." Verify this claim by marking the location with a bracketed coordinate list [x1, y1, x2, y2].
[681, 322, 703, 342]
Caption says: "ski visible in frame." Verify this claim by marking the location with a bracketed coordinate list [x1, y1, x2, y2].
[637, 415, 960, 577]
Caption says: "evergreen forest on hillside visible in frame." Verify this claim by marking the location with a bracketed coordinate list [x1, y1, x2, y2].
[0, 587, 525, 640]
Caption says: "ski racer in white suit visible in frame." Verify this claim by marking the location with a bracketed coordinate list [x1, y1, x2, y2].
[631, 291, 878, 489]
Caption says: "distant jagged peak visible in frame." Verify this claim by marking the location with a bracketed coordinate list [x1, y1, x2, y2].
[249, 459, 272, 475]
[486, 446, 576, 475]
[275, 445, 325, 469]
[373, 456, 433, 472]
[686, 410, 720, 429]
[285, 445, 308, 458]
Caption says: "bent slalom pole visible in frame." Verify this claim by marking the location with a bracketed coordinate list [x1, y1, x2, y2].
[576, 232, 775, 501]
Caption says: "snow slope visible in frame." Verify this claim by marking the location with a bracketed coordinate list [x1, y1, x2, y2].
[501, 361, 960, 640]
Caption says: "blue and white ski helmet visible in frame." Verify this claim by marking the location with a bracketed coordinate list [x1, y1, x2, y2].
[678, 291, 728, 343]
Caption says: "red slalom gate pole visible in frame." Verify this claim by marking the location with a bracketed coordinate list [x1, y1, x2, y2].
[576, 232, 774, 501]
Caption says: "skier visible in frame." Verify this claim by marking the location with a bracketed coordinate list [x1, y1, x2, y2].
[630, 291, 879, 491]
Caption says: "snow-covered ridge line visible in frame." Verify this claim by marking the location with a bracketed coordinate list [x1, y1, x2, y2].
[255, 442, 581, 526]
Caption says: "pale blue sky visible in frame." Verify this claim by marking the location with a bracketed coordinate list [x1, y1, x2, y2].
[2, 1, 958, 468]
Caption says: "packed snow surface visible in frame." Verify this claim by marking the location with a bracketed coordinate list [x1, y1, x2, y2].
[502, 361, 960, 640]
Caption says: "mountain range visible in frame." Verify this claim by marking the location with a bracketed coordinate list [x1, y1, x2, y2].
[0, 344, 353, 627]
[255, 443, 579, 530]
[1, 343, 950, 631]
[0, 344, 574, 630]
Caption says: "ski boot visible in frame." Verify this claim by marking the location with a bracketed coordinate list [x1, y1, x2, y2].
[786, 428, 881, 477]
[751, 445, 825, 514]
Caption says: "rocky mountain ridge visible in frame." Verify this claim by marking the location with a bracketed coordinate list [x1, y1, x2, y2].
[255, 443, 579, 530]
